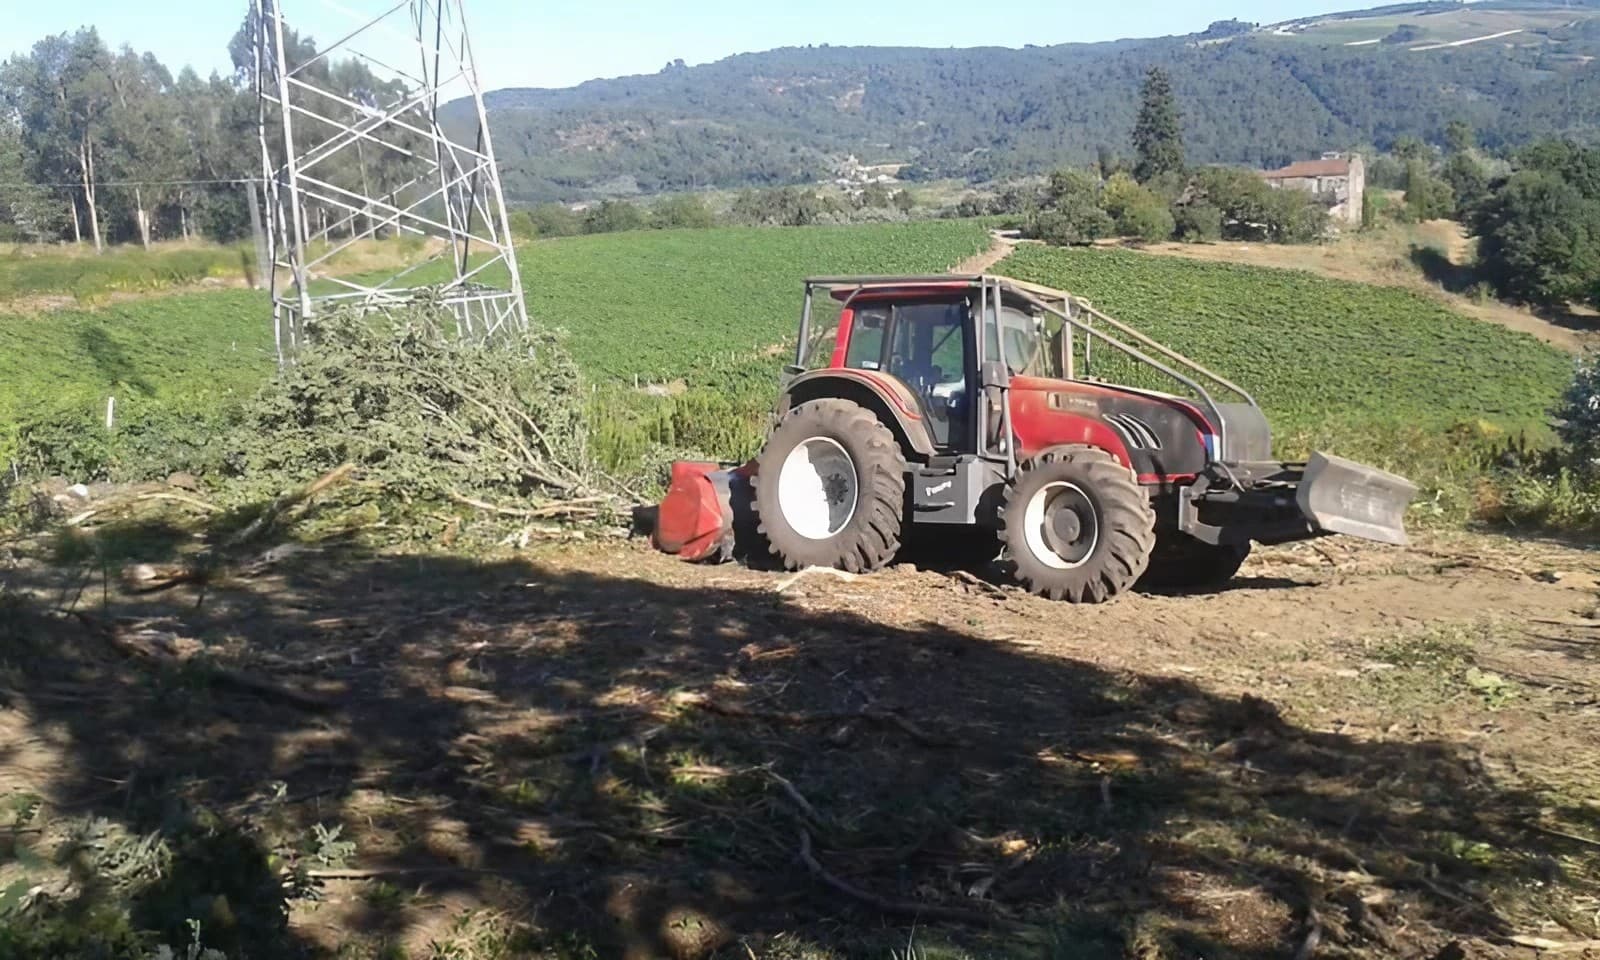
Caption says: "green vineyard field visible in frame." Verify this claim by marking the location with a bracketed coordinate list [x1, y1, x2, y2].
[521, 220, 992, 380]
[0, 289, 269, 425]
[998, 244, 1572, 435]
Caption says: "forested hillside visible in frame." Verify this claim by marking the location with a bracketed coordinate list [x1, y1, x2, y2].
[1, 20, 432, 249]
[463, 2, 1600, 202]
[7, 0, 1600, 231]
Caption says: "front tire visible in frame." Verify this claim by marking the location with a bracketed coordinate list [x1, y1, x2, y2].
[754, 399, 907, 573]
[998, 447, 1156, 603]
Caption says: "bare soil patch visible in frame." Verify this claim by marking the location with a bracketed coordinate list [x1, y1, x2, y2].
[953, 232, 1025, 276]
[3, 512, 1598, 958]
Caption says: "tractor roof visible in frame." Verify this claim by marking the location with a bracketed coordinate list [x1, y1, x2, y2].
[807, 274, 1072, 304]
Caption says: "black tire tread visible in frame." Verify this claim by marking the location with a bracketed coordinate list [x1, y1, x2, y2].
[753, 399, 907, 574]
[997, 446, 1156, 603]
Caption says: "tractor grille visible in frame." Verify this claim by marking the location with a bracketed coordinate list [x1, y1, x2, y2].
[1104, 413, 1162, 450]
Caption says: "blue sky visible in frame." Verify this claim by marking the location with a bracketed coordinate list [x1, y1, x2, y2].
[7, 1, 1349, 90]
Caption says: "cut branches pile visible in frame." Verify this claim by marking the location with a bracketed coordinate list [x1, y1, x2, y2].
[227, 296, 624, 541]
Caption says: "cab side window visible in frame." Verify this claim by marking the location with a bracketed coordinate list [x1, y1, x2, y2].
[844, 308, 888, 370]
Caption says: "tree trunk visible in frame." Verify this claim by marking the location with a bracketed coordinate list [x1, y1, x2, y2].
[80, 137, 103, 254]
[356, 138, 375, 238]
[134, 186, 151, 250]
[70, 193, 82, 245]
[180, 203, 190, 243]
[246, 179, 269, 290]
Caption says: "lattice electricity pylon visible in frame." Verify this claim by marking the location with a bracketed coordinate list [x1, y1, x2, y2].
[251, 0, 527, 363]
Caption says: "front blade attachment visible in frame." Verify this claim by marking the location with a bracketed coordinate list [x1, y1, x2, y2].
[1296, 452, 1418, 547]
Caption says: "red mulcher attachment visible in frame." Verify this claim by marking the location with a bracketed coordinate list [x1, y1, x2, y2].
[649, 460, 756, 564]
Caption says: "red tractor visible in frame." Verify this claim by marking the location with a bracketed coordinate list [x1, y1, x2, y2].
[649, 274, 1416, 603]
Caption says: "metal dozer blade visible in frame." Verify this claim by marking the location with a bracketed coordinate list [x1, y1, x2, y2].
[1296, 452, 1419, 548]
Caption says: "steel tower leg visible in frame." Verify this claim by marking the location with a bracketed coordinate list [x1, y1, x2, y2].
[251, 0, 528, 364]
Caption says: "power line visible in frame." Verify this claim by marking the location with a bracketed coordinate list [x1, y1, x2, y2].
[0, 177, 261, 187]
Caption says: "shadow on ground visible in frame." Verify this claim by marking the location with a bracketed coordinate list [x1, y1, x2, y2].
[1410, 244, 1600, 337]
[1, 524, 1596, 959]
[75, 323, 157, 399]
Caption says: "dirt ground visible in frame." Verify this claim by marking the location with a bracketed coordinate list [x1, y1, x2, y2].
[2, 513, 1599, 959]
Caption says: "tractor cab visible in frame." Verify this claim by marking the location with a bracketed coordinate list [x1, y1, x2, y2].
[789, 278, 1066, 457]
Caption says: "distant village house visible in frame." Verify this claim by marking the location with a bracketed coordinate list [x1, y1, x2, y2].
[1261, 152, 1366, 228]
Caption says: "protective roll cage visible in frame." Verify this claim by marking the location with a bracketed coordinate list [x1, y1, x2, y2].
[791, 275, 1262, 469]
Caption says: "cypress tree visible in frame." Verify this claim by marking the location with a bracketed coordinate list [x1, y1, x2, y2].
[1132, 67, 1185, 184]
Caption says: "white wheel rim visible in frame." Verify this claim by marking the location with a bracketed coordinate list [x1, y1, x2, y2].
[1022, 481, 1099, 570]
[778, 437, 859, 541]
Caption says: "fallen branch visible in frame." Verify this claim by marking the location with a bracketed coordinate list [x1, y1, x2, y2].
[765, 769, 823, 824]
[135, 492, 224, 514]
[1534, 633, 1600, 648]
[679, 693, 952, 747]
[121, 562, 205, 594]
[448, 490, 609, 519]
[72, 612, 335, 712]
[1524, 822, 1600, 849]
[1504, 936, 1600, 954]
[949, 570, 1008, 598]
[304, 865, 529, 882]
[796, 829, 1003, 927]
[775, 567, 859, 594]
[225, 462, 356, 549]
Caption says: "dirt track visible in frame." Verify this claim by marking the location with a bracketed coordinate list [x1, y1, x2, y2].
[3, 527, 1599, 958]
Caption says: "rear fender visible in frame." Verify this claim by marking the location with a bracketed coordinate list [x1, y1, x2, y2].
[781, 370, 938, 460]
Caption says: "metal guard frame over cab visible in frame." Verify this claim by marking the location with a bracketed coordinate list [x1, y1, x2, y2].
[772, 274, 1415, 551]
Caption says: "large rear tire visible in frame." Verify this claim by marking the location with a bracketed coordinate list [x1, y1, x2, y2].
[754, 399, 907, 573]
[998, 447, 1156, 603]
[1139, 536, 1251, 591]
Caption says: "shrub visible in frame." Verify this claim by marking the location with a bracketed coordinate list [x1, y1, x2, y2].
[1174, 201, 1223, 242]
[858, 183, 893, 209]
[507, 208, 538, 239]
[583, 199, 647, 234]
[1027, 205, 1114, 246]
[529, 203, 582, 238]
[12, 403, 240, 484]
[1103, 173, 1177, 242]
[1474, 170, 1600, 308]
[1404, 160, 1456, 221]
[650, 194, 717, 230]
[1555, 351, 1600, 468]
[1119, 197, 1177, 244]
[1500, 466, 1600, 533]
[1263, 189, 1330, 243]
[1024, 170, 1114, 246]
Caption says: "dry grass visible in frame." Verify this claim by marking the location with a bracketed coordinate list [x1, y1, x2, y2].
[0, 236, 451, 314]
